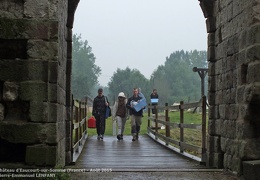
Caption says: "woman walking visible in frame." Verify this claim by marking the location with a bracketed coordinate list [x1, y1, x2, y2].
[112, 92, 128, 140]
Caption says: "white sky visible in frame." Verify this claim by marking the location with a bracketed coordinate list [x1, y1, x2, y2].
[73, 0, 207, 86]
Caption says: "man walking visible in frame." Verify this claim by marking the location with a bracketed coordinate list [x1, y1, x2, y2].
[126, 87, 145, 141]
[92, 88, 108, 140]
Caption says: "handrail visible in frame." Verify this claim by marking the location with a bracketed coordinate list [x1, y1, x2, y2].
[147, 96, 207, 164]
[70, 94, 89, 163]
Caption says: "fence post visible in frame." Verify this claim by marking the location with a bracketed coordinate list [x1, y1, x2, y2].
[201, 96, 207, 163]
[180, 101, 184, 153]
[84, 99, 87, 135]
[148, 103, 151, 128]
[155, 104, 158, 134]
[75, 101, 79, 152]
[79, 101, 82, 145]
[165, 103, 170, 145]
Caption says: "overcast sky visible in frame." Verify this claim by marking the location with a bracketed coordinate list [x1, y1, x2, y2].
[73, 0, 207, 86]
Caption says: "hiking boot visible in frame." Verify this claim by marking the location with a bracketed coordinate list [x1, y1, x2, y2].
[132, 135, 136, 141]
[117, 134, 121, 140]
[97, 135, 101, 140]
[100, 134, 104, 140]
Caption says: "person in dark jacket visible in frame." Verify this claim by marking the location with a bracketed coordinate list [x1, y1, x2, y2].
[150, 89, 159, 114]
[126, 87, 145, 141]
[92, 88, 109, 140]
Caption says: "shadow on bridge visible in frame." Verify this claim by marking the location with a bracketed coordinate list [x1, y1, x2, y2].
[73, 135, 208, 171]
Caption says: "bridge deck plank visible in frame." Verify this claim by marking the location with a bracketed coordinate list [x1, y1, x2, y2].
[74, 135, 207, 170]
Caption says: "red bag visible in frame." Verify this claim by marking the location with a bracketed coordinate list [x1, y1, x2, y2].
[88, 116, 96, 128]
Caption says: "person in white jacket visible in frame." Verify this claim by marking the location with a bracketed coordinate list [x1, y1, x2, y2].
[112, 92, 128, 140]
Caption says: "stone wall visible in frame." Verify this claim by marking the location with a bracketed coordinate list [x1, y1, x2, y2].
[0, 0, 69, 167]
[0, 0, 259, 176]
[200, 0, 260, 176]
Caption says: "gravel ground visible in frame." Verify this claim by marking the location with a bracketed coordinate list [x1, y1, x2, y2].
[69, 171, 241, 180]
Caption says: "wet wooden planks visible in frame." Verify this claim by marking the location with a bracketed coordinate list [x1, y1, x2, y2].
[74, 135, 206, 170]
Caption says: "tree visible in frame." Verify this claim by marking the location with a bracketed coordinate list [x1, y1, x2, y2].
[108, 67, 150, 103]
[72, 34, 101, 99]
[151, 50, 207, 105]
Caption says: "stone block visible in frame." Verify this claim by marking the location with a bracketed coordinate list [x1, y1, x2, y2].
[246, 45, 260, 61]
[24, 0, 49, 18]
[236, 121, 255, 139]
[237, 86, 246, 103]
[219, 104, 226, 119]
[247, 24, 260, 45]
[208, 76, 216, 92]
[48, 103, 58, 122]
[207, 152, 224, 168]
[215, 59, 223, 75]
[44, 123, 57, 144]
[207, 46, 216, 62]
[20, 81, 47, 101]
[27, 40, 58, 60]
[247, 62, 260, 83]
[48, 61, 58, 83]
[57, 121, 66, 142]
[241, 139, 260, 159]
[3, 81, 18, 101]
[29, 102, 48, 122]
[243, 160, 260, 180]
[215, 119, 224, 136]
[25, 144, 57, 166]
[0, 103, 4, 121]
[49, 21, 59, 40]
[207, 135, 221, 153]
[208, 92, 215, 106]
[206, 17, 216, 33]
[0, 60, 48, 82]
[0, 122, 44, 144]
[56, 138, 66, 166]
[48, 83, 58, 103]
[208, 33, 215, 47]
[208, 119, 216, 135]
[215, 90, 223, 104]
[229, 104, 238, 120]
[223, 120, 236, 139]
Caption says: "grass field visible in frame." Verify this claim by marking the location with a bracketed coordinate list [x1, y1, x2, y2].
[87, 110, 206, 137]
[84, 110, 206, 157]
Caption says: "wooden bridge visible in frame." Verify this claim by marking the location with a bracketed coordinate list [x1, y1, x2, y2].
[70, 96, 209, 171]
[73, 135, 207, 171]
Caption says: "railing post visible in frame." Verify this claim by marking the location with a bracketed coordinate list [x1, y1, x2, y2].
[201, 96, 207, 163]
[165, 103, 170, 145]
[180, 101, 184, 153]
[148, 103, 151, 128]
[155, 104, 158, 134]
[84, 100, 87, 135]
[79, 101, 82, 144]
[75, 101, 79, 151]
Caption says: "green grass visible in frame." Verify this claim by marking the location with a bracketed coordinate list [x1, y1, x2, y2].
[86, 111, 206, 136]
[84, 111, 207, 157]
[87, 114, 148, 136]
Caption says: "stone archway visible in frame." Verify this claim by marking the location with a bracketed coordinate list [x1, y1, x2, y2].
[0, 0, 259, 177]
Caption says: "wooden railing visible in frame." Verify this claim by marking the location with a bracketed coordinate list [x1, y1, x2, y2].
[147, 96, 207, 164]
[70, 96, 88, 163]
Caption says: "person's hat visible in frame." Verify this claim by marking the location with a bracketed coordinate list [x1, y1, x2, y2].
[118, 92, 126, 98]
[98, 88, 103, 92]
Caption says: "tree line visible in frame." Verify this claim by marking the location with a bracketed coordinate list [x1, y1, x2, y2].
[72, 34, 207, 105]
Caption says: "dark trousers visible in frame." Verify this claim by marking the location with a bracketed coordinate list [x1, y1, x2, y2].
[95, 115, 106, 135]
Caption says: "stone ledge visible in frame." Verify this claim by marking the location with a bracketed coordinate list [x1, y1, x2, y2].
[243, 160, 260, 180]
